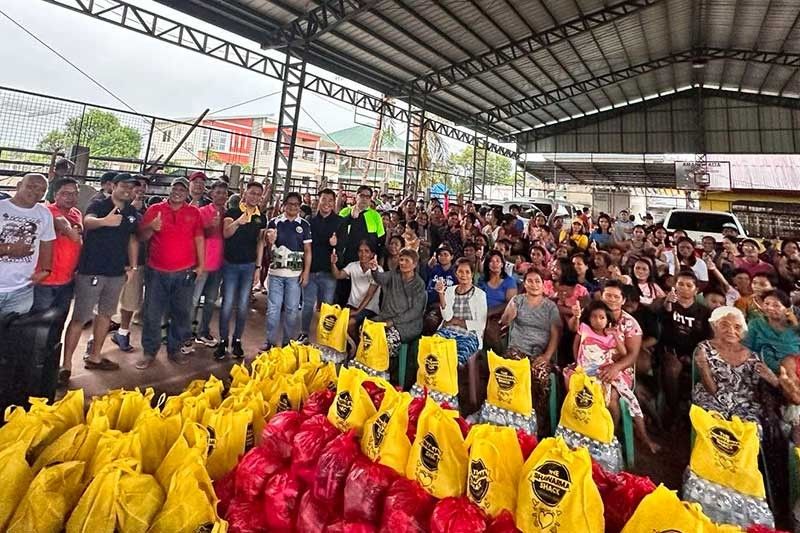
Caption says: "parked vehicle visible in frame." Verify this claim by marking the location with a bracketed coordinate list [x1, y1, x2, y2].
[662, 209, 746, 242]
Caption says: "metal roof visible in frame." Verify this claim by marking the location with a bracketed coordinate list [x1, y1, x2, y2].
[523, 159, 677, 188]
[153, 0, 800, 143]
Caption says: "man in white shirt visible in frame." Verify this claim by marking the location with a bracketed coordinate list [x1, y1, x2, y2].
[0, 173, 56, 315]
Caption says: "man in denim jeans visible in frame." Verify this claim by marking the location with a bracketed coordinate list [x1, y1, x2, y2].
[297, 188, 341, 344]
[263, 192, 311, 350]
[136, 177, 204, 369]
[215, 181, 266, 359]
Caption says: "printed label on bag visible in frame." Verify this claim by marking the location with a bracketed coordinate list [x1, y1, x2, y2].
[196, 523, 214, 533]
[575, 386, 594, 409]
[709, 427, 740, 456]
[244, 422, 254, 451]
[420, 433, 442, 471]
[362, 332, 373, 352]
[336, 391, 353, 420]
[321, 314, 336, 337]
[371, 412, 390, 448]
[468, 458, 490, 503]
[495, 367, 516, 390]
[531, 460, 571, 507]
[205, 425, 217, 456]
[425, 354, 439, 375]
[277, 393, 292, 412]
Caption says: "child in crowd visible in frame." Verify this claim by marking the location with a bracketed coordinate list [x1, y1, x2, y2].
[331, 241, 382, 342]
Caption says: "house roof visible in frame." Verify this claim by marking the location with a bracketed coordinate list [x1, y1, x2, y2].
[327, 125, 404, 152]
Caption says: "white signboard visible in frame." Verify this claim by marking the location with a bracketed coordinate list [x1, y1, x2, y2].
[674, 161, 731, 190]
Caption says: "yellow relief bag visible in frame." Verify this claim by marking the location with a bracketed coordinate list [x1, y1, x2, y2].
[317, 303, 350, 352]
[406, 398, 468, 499]
[0, 406, 53, 456]
[230, 363, 251, 387]
[559, 367, 615, 444]
[33, 414, 110, 474]
[222, 384, 269, 449]
[87, 390, 124, 429]
[66, 462, 123, 533]
[620, 484, 716, 533]
[202, 407, 251, 481]
[116, 388, 156, 432]
[516, 436, 604, 533]
[328, 366, 377, 434]
[307, 361, 338, 393]
[689, 404, 764, 499]
[8, 460, 86, 533]
[132, 411, 182, 475]
[361, 392, 413, 475]
[268, 374, 307, 415]
[116, 468, 165, 533]
[487, 350, 532, 415]
[465, 424, 524, 518]
[416, 335, 459, 396]
[356, 319, 391, 372]
[155, 422, 210, 490]
[27, 388, 85, 448]
[149, 458, 224, 533]
[0, 440, 34, 530]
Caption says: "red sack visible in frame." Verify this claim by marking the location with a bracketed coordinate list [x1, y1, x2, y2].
[235, 446, 284, 501]
[591, 461, 615, 495]
[301, 390, 335, 419]
[343, 457, 396, 524]
[429, 497, 487, 533]
[261, 410, 303, 462]
[214, 468, 237, 519]
[262, 468, 303, 531]
[312, 430, 360, 505]
[453, 416, 470, 439]
[291, 414, 340, 485]
[361, 380, 386, 410]
[405, 396, 426, 442]
[227, 498, 267, 533]
[379, 478, 436, 533]
[327, 521, 377, 533]
[747, 527, 791, 533]
[486, 510, 519, 533]
[516, 429, 537, 461]
[296, 490, 338, 533]
[591, 463, 656, 533]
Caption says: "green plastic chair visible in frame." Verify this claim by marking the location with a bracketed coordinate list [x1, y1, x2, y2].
[619, 398, 635, 469]
[548, 372, 559, 435]
[398, 343, 409, 390]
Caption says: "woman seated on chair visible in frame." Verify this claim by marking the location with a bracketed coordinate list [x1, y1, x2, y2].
[368, 247, 427, 360]
[432, 258, 487, 366]
[479, 250, 518, 354]
[500, 267, 561, 427]
[330, 240, 382, 341]
[693, 306, 778, 429]
[743, 289, 800, 374]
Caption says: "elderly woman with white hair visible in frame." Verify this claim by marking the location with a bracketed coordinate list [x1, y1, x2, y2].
[692, 306, 779, 425]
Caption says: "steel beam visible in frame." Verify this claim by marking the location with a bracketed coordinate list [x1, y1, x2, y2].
[262, 0, 380, 50]
[471, 125, 488, 201]
[272, 48, 308, 196]
[402, 105, 425, 199]
[392, 0, 662, 96]
[514, 133, 529, 198]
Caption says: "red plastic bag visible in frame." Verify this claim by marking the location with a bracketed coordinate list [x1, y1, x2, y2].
[591, 462, 656, 533]
[361, 380, 386, 410]
[262, 468, 303, 531]
[429, 497, 488, 533]
[301, 390, 335, 419]
[516, 429, 537, 461]
[379, 478, 436, 533]
[312, 430, 360, 505]
[261, 410, 303, 462]
[343, 457, 397, 523]
[747, 527, 791, 533]
[453, 416, 471, 439]
[234, 445, 284, 501]
[486, 510, 519, 533]
[297, 490, 338, 533]
[291, 414, 341, 485]
[214, 468, 237, 519]
[227, 497, 268, 533]
[405, 396, 426, 442]
[327, 521, 377, 533]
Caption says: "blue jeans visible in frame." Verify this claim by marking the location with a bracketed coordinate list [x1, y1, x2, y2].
[142, 268, 195, 357]
[219, 262, 256, 342]
[193, 270, 222, 338]
[32, 282, 74, 340]
[0, 284, 34, 316]
[266, 274, 302, 346]
[301, 271, 337, 335]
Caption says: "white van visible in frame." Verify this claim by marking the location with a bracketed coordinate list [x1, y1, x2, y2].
[662, 209, 746, 242]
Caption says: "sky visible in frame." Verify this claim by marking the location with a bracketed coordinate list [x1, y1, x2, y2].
[0, 0, 380, 137]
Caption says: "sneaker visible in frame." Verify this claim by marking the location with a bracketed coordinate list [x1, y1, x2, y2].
[196, 335, 218, 348]
[83, 338, 94, 361]
[214, 340, 228, 361]
[108, 320, 121, 332]
[296, 333, 309, 345]
[180, 341, 195, 355]
[168, 352, 191, 365]
[111, 331, 134, 352]
[135, 356, 155, 370]
[232, 339, 244, 359]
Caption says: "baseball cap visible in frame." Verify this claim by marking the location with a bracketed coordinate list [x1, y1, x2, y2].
[100, 171, 118, 184]
[722, 222, 739, 231]
[112, 173, 138, 184]
[188, 171, 207, 182]
[171, 176, 190, 189]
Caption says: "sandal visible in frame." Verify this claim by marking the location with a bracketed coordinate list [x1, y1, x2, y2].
[84, 358, 120, 371]
[57, 368, 71, 387]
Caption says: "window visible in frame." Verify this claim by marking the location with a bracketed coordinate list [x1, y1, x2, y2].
[377, 157, 385, 170]
[161, 130, 172, 143]
[200, 129, 230, 152]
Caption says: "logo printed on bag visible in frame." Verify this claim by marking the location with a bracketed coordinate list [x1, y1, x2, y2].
[420, 433, 442, 471]
[205, 425, 217, 456]
[371, 412, 391, 448]
[575, 386, 594, 409]
[244, 422, 254, 451]
[195, 523, 214, 533]
[425, 354, 439, 375]
[362, 331, 373, 352]
[322, 314, 337, 334]
[709, 426, 741, 456]
[495, 367, 516, 390]
[468, 458, 490, 503]
[336, 391, 353, 420]
[531, 460, 572, 506]
[277, 393, 292, 412]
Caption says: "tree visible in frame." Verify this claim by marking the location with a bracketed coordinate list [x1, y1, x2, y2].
[38, 109, 142, 159]
[445, 146, 513, 192]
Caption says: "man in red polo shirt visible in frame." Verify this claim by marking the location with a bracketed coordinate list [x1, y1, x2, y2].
[136, 177, 204, 369]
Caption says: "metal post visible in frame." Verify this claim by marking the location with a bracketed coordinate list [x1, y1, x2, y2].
[141, 118, 155, 174]
[402, 91, 425, 199]
[514, 132, 529, 198]
[271, 46, 308, 196]
[471, 119, 488, 201]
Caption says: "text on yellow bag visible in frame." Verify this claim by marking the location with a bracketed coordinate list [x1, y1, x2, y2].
[487, 350, 532, 415]
[328, 366, 377, 434]
[362, 391, 413, 475]
[416, 335, 459, 396]
[559, 367, 615, 444]
[356, 319, 391, 371]
[317, 303, 350, 352]
[465, 424, 524, 518]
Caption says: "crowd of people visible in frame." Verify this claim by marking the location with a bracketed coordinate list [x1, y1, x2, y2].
[2, 170, 800, 464]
